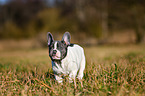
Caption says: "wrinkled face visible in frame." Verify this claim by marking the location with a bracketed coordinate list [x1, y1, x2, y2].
[47, 32, 70, 61]
[49, 41, 67, 60]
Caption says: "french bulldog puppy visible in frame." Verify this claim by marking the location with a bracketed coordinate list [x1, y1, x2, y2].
[47, 32, 85, 88]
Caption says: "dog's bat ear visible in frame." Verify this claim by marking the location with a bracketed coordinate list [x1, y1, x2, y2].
[62, 32, 71, 45]
[47, 32, 54, 46]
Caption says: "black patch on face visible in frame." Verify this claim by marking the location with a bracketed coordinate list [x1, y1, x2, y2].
[57, 41, 68, 59]
[48, 42, 54, 60]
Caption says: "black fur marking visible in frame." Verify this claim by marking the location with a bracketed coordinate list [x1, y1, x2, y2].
[68, 43, 74, 47]
[57, 41, 68, 60]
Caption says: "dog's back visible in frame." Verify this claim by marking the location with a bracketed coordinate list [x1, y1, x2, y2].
[61, 44, 85, 79]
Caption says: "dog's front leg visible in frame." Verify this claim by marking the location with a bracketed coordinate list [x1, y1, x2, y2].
[69, 70, 77, 89]
[54, 74, 63, 84]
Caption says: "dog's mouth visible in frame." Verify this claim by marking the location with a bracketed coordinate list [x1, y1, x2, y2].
[52, 55, 61, 60]
[49, 49, 61, 60]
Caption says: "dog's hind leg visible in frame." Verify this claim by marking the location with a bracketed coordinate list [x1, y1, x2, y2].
[77, 54, 85, 87]
[77, 55, 85, 80]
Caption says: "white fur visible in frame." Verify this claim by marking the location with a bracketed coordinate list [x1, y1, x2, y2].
[52, 44, 85, 83]
[54, 42, 57, 50]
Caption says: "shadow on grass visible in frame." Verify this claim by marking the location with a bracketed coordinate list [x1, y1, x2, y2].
[45, 70, 55, 80]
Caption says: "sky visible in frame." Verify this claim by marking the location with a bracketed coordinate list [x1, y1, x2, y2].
[0, 0, 55, 6]
[0, 0, 9, 5]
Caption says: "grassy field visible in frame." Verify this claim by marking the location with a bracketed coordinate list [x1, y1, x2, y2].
[0, 45, 145, 96]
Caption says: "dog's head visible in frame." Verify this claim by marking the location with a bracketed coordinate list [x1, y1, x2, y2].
[47, 32, 71, 61]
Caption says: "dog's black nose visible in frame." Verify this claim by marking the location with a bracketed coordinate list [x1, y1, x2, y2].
[53, 50, 57, 54]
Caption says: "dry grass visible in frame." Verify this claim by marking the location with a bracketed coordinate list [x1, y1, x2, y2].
[0, 45, 145, 95]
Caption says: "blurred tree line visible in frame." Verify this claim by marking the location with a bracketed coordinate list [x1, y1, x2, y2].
[0, 0, 145, 43]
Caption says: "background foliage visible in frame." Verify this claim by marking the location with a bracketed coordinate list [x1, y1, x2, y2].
[0, 0, 145, 44]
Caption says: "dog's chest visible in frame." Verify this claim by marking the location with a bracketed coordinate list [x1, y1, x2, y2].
[52, 60, 69, 75]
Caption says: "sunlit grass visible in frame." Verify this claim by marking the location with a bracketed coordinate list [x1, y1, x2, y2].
[0, 45, 145, 95]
